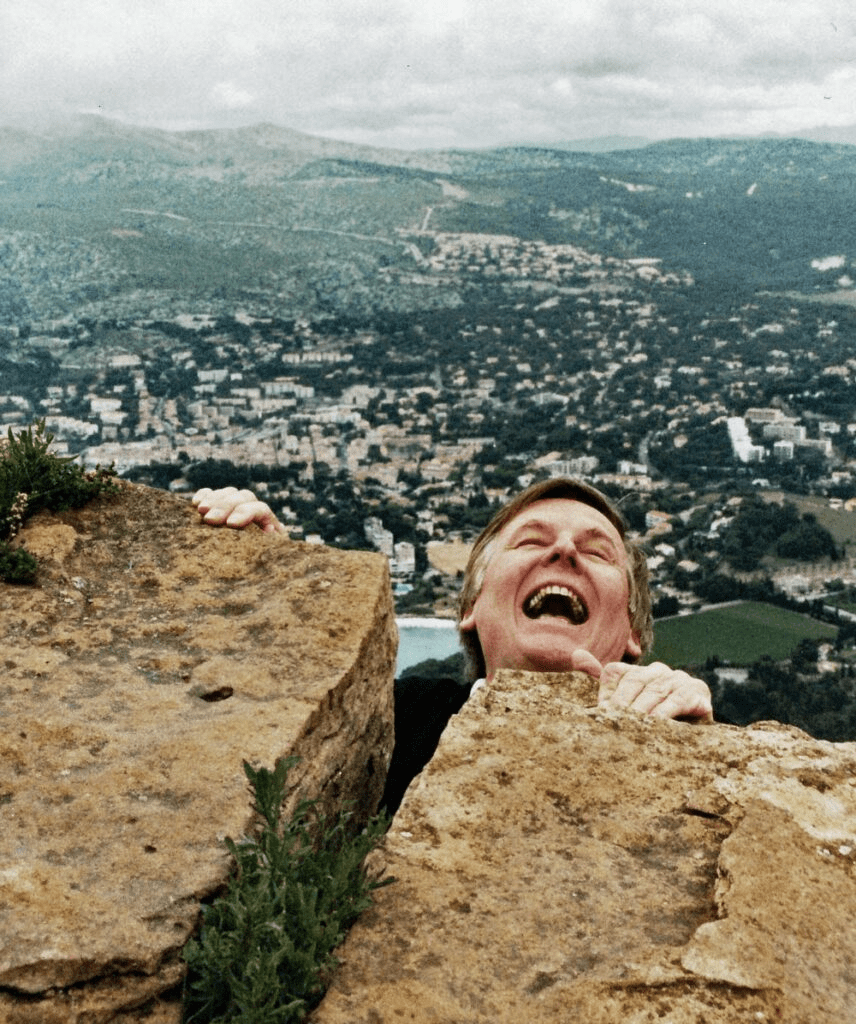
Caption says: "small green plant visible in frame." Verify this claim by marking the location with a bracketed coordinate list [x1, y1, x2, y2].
[0, 543, 38, 585]
[182, 757, 392, 1024]
[0, 419, 118, 584]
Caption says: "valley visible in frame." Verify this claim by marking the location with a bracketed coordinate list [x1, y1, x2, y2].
[1, 118, 854, 707]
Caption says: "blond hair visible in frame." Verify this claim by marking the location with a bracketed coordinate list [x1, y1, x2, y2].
[457, 478, 653, 680]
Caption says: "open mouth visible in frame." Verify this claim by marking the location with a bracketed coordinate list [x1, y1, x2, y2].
[523, 585, 588, 625]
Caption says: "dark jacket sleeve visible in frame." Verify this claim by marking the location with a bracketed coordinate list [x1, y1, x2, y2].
[380, 676, 471, 816]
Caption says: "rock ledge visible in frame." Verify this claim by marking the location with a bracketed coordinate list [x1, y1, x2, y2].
[0, 484, 396, 1022]
[314, 670, 856, 1024]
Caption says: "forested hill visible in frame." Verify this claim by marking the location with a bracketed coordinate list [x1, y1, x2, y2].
[432, 136, 856, 292]
[1, 117, 855, 327]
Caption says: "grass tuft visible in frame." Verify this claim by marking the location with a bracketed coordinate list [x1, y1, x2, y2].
[0, 420, 119, 584]
[182, 757, 392, 1024]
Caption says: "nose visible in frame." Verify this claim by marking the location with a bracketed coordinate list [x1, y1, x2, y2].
[547, 532, 578, 566]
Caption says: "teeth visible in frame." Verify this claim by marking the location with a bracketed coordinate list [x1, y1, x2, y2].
[524, 586, 588, 624]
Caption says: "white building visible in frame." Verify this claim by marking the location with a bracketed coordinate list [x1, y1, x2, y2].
[393, 541, 416, 574]
[364, 517, 394, 557]
[763, 421, 806, 442]
[548, 456, 599, 477]
[727, 417, 765, 463]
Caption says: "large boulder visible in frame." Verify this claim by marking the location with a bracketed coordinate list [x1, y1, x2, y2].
[0, 483, 397, 1023]
[314, 670, 856, 1024]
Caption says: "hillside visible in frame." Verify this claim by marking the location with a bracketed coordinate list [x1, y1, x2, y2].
[1, 117, 855, 327]
[1, 117, 854, 658]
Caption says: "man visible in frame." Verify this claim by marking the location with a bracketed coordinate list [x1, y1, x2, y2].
[193, 479, 713, 810]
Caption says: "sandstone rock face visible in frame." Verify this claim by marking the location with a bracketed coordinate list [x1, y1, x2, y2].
[0, 483, 397, 1023]
[314, 670, 856, 1024]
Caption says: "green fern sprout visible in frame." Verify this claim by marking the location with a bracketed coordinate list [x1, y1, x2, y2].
[0, 419, 119, 584]
[182, 757, 392, 1024]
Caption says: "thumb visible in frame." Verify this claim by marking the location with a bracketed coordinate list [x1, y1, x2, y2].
[596, 662, 630, 704]
[569, 648, 604, 679]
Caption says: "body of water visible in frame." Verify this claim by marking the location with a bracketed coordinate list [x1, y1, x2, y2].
[395, 618, 462, 675]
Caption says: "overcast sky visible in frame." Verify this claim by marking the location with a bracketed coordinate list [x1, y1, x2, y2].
[2, 0, 855, 150]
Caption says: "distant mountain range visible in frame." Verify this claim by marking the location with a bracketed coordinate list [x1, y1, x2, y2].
[1, 116, 854, 327]
[553, 124, 856, 151]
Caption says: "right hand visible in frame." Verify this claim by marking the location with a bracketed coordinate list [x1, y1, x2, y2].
[192, 486, 287, 534]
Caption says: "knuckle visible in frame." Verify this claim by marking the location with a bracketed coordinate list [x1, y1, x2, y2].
[647, 679, 674, 697]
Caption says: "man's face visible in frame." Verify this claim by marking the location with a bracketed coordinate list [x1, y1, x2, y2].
[460, 498, 641, 679]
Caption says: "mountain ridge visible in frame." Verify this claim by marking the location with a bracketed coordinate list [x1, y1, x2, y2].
[1, 115, 855, 327]
[3, 114, 856, 174]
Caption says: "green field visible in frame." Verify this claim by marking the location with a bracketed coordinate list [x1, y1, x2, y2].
[647, 601, 839, 669]
[759, 492, 856, 548]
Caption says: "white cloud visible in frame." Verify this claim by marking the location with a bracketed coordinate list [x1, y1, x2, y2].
[211, 82, 255, 110]
[1, 0, 855, 147]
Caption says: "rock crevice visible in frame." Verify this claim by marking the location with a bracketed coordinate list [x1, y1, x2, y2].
[5, 486, 856, 1023]
[0, 483, 397, 1022]
[314, 670, 856, 1024]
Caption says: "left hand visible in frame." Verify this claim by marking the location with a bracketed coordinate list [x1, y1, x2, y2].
[569, 650, 713, 723]
[596, 660, 714, 723]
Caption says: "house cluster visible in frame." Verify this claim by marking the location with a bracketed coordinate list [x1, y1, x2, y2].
[636, 493, 856, 613]
[729, 407, 844, 463]
[400, 231, 694, 291]
[1, 232, 853, 612]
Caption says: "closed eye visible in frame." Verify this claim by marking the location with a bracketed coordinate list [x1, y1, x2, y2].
[582, 545, 612, 560]
[512, 534, 549, 548]
[580, 539, 620, 563]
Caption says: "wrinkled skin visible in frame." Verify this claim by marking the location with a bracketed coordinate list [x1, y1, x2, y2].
[460, 499, 641, 673]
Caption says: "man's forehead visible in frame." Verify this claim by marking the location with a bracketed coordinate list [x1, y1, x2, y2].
[504, 497, 624, 543]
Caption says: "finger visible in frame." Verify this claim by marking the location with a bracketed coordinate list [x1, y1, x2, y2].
[260, 517, 289, 535]
[649, 684, 714, 723]
[193, 486, 245, 515]
[197, 489, 257, 523]
[603, 662, 714, 722]
[628, 677, 681, 716]
[191, 487, 215, 510]
[223, 501, 285, 533]
[631, 664, 712, 720]
[599, 662, 684, 713]
[597, 662, 639, 705]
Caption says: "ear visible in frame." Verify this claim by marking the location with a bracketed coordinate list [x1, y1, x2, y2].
[459, 605, 477, 633]
[624, 629, 643, 663]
